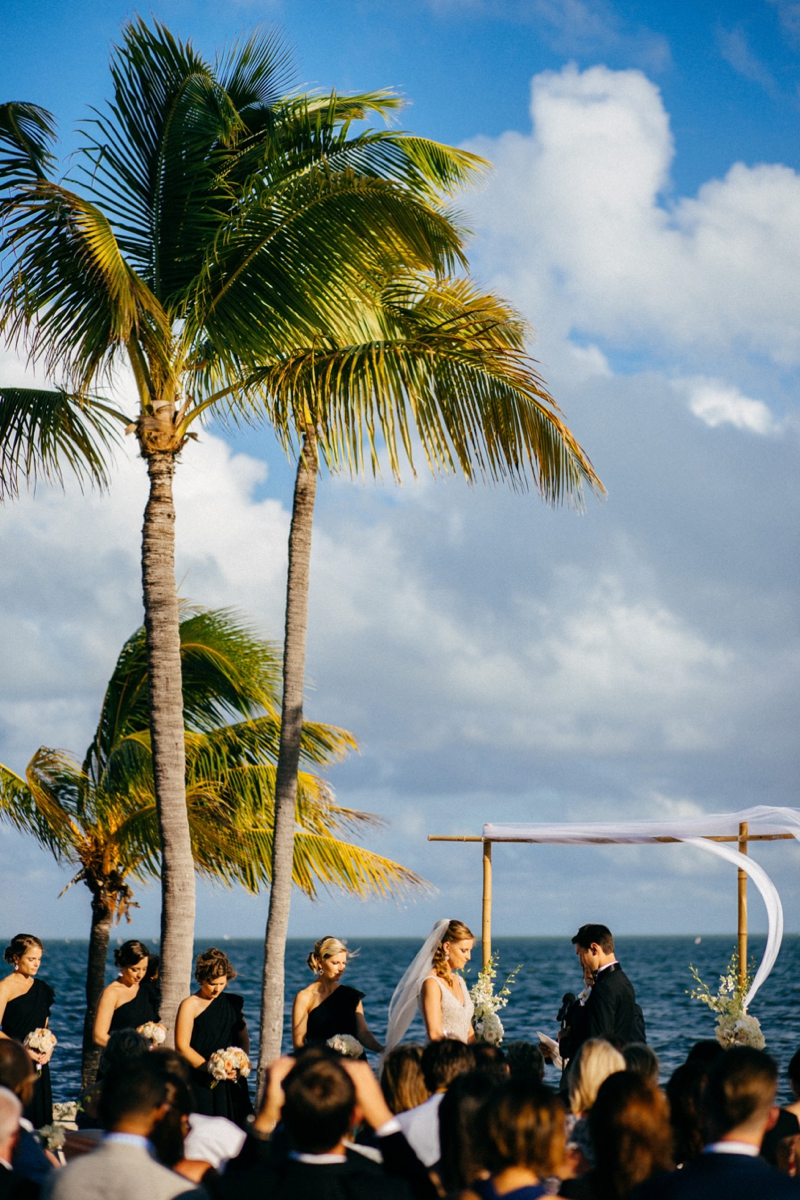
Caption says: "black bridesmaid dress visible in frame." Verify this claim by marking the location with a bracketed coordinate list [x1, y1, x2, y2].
[306, 984, 366, 1056]
[108, 981, 160, 1033]
[189, 992, 253, 1128]
[2, 978, 55, 1129]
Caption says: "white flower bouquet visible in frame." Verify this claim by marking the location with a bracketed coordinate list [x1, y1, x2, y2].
[689, 950, 765, 1050]
[207, 1046, 251, 1087]
[23, 1028, 57, 1069]
[326, 1034, 364, 1058]
[138, 1021, 167, 1045]
[470, 954, 522, 1046]
[37, 1124, 65, 1153]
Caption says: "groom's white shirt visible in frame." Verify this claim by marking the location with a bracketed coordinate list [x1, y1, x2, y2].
[395, 1092, 444, 1167]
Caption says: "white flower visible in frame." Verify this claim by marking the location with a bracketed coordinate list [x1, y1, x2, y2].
[23, 1028, 57, 1055]
[138, 1022, 167, 1045]
[37, 1125, 65, 1152]
[207, 1047, 251, 1083]
[326, 1034, 364, 1058]
[475, 1011, 504, 1046]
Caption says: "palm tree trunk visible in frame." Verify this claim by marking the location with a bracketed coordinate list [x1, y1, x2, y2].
[258, 430, 319, 1083]
[81, 892, 112, 1086]
[141, 449, 194, 1044]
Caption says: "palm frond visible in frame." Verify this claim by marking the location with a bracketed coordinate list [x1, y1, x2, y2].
[0, 751, 82, 857]
[0, 387, 118, 498]
[0, 101, 57, 188]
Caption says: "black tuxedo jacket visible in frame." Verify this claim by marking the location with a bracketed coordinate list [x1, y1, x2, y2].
[632, 1151, 800, 1199]
[584, 963, 642, 1046]
[210, 1145, 415, 1200]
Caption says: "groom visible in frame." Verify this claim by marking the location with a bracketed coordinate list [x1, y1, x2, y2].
[561, 923, 645, 1060]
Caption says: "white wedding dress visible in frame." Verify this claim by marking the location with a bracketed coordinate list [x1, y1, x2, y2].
[421, 974, 474, 1042]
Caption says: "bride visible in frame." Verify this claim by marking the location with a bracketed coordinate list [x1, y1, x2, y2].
[385, 919, 476, 1054]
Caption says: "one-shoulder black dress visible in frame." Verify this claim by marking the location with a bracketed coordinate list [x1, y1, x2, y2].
[190, 992, 253, 1128]
[2, 978, 55, 1128]
[306, 984, 365, 1056]
[108, 981, 160, 1033]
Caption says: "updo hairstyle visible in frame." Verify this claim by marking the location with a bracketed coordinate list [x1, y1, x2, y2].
[4, 934, 43, 965]
[195, 947, 236, 984]
[114, 940, 150, 969]
[306, 937, 355, 974]
[432, 920, 475, 980]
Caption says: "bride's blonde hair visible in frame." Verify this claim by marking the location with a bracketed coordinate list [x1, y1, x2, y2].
[432, 919, 474, 981]
[307, 936, 357, 973]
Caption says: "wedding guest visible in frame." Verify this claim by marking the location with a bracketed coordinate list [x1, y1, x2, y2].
[463, 1079, 566, 1200]
[77, 1030, 151, 1130]
[381, 1047, 428, 1115]
[395, 1039, 474, 1167]
[664, 1062, 708, 1168]
[44, 1057, 198, 1200]
[761, 1108, 800, 1176]
[0, 936, 55, 1129]
[785, 1047, 800, 1123]
[505, 1043, 545, 1084]
[0, 1042, 52, 1184]
[0, 1087, 38, 1200]
[635, 1047, 799, 1199]
[150, 1050, 246, 1179]
[570, 927, 644, 1053]
[93, 940, 161, 1048]
[291, 938, 382, 1055]
[559, 1072, 672, 1199]
[175, 948, 253, 1128]
[436, 1071, 495, 1192]
[623, 1045, 659, 1086]
[567, 1039, 626, 1173]
[684, 1040, 723, 1068]
[472, 1045, 508, 1082]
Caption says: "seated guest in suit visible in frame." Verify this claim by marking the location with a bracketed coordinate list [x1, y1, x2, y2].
[44, 1057, 198, 1200]
[635, 1046, 800, 1199]
[570, 927, 644, 1053]
[0, 1087, 38, 1200]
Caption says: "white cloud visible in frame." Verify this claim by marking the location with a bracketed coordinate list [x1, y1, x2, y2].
[465, 63, 800, 370]
[680, 378, 779, 435]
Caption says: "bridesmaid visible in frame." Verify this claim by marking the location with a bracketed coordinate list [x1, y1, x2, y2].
[93, 939, 162, 1047]
[0, 934, 55, 1128]
[291, 936, 383, 1054]
[175, 947, 253, 1128]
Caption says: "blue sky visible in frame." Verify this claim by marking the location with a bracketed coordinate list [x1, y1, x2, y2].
[2, 0, 800, 948]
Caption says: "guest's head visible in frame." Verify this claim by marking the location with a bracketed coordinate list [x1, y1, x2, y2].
[145, 954, 160, 983]
[568, 1038, 626, 1116]
[421, 1038, 475, 1093]
[98, 1029, 151, 1079]
[98, 1056, 175, 1135]
[194, 947, 236, 1000]
[761, 1107, 800, 1175]
[481, 1079, 566, 1181]
[623, 1043, 659, 1086]
[0, 1040, 37, 1108]
[306, 937, 356, 984]
[685, 1039, 724, 1068]
[437, 1071, 496, 1192]
[114, 940, 150, 985]
[788, 1047, 800, 1100]
[572, 924, 615, 973]
[505, 1042, 545, 1084]
[0, 1088, 22, 1166]
[705, 1046, 778, 1143]
[589, 1071, 673, 1200]
[149, 1073, 193, 1169]
[282, 1056, 356, 1154]
[433, 920, 475, 979]
[380, 1045, 428, 1114]
[665, 1061, 709, 1166]
[471, 1044, 508, 1082]
[3, 935, 43, 978]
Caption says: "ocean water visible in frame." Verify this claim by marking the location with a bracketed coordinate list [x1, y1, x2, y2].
[21, 934, 800, 1105]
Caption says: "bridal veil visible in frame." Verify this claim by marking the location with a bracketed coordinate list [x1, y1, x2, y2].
[383, 918, 450, 1058]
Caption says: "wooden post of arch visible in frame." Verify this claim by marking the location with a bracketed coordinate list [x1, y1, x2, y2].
[482, 840, 493, 968]
[738, 821, 748, 989]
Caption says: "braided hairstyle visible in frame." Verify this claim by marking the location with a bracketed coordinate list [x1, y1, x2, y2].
[432, 920, 475, 982]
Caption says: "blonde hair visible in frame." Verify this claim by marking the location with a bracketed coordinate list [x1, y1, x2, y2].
[568, 1038, 627, 1115]
[432, 920, 475, 982]
[307, 937, 356, 973]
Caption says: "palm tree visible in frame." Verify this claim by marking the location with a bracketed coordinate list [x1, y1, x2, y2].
[0, 19, 488, 1033]
[0, 606, 427, 1083]
[251, 273, 604, 1068]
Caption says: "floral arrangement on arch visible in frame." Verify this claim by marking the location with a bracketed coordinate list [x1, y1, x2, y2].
[207, 1046, 251, 1086]
[470, 954, 522, 1046]
[688, 950, 765, 1049]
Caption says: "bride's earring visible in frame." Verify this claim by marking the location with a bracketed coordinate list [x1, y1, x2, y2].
[444, 946, 450, 962]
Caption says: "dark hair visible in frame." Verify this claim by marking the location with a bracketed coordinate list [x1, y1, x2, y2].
[788, 1047, 800, 1091]
[195, 947, 236, 983]
[665, 1061, 709, 1166]
[3, 935, 42, 965]
[685, 1039, 725, 1068]
[150, 1048, 192, 1083]
[705, 1047, 778, 1137]
[761, 1107, 800, 1168]
[623, 1043, 659, 1085]
[437, 1071, 496, 1191]
[471, 1044, 509, 1083]
[589, 1071, 673, 1199]
[0, 1041, 36, 1105]
[282, 1056, 355, 1154]
[149, 1073, 193, 1168]
[572, 924, 614, 954]
[421, 1038, 475, 1092]
[98, 1057, 171, 1130]
[481, 1079, 565, 1176]
[97, 1029, 150, 1079]
[505, 1042, 545, 1083]
[380, 1045, 428, 1114]
[114, 940, 150, 969]
[145, 954, 160, 982]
